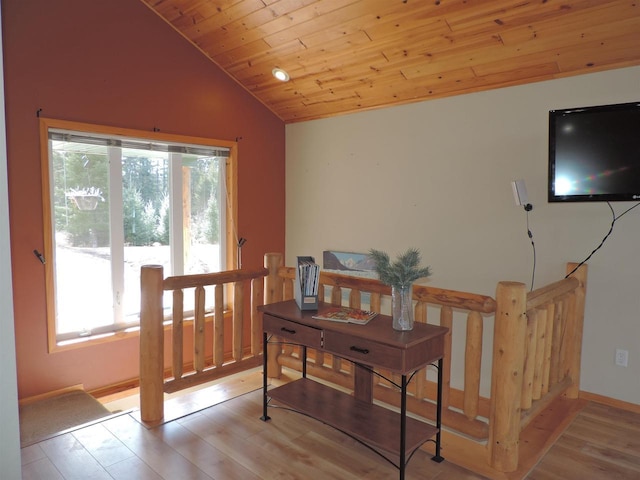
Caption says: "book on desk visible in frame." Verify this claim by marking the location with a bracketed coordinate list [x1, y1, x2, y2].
[312, 306, 378, 325]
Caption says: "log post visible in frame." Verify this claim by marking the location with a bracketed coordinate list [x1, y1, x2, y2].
[488, 281, 527, 472]
[264, 253, 283, 378]
[564, 262, 587, 398]
[140, 265, 165, 424]
[264, 253, 283, 303]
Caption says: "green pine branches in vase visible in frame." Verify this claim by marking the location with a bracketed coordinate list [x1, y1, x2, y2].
[369, 248, 431, 331]
[369, 248, 431, 288]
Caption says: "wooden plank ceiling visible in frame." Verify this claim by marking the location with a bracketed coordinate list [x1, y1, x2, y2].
[141, 0, 640, 123]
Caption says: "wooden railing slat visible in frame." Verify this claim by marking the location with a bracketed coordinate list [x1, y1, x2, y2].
[521, 308, 537, 411]
[172, 289, 184, 380]
[549, 300, 563, 388]
[559, 296, 572, 382]
[331, 285, 342, 305]
[440, 306, 453, 409]
[251, 277, 264, 357]
[541, 303, 555, 395]
[194, 285, 206, 373]
[233, 281, 244, 362]
[370, 292, 381, 312]
[214, 285, 224, 368]
[329, 285, 344, 372]
[349, 289, 361, 308]
[464, 311, 482, 420]
[415, 302, 428, 398]
[532, 308, 547, 401]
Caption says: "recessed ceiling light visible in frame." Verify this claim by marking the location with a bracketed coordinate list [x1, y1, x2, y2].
[272, 68, 290, 82]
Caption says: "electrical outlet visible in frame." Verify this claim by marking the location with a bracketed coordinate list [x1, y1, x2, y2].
[615, 349, 629, 367]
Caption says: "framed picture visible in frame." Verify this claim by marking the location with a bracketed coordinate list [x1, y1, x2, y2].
[322, 251, 376, 306]
[322, 250, 376, 274]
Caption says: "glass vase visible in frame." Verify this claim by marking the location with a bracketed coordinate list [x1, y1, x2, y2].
[392, 284, 414, 331]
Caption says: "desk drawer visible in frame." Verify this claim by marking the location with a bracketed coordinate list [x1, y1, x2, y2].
[263, 315, 322, 349]
[323, 331, 401, 371]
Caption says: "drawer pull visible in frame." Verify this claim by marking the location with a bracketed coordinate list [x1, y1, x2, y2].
[350, 346, 369, 355]
[281, 327, 296, 334]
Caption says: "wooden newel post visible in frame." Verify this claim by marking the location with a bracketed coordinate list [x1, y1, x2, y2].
[264, 253, 283, 303]
[564, 262, 587, 398]
[488, 281, 527, 472]
[264, 253, 283, 378]
[140, 265, 164, 423]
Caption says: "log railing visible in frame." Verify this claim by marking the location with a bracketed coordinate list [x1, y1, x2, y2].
[488, 263, 587, 472]
[139, 254, 587, 475]
[263, 253, 497, 442]
[139, 264, 267, 423]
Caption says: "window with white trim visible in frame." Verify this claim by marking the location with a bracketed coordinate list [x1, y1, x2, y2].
[40, 119, 237, 348]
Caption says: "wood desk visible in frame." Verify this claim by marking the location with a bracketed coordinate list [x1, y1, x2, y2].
[259, 300, 448, 479]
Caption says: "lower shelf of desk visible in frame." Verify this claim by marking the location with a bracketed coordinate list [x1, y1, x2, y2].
[267, 377, 438, 458]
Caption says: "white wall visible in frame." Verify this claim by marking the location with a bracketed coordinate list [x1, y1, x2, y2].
[0, 3, 23, 476]
[286, 66, 640, 405]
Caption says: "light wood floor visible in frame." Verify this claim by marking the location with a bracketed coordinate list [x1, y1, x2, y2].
[526, 401, 640, 479]
[20, 371, 640, 480]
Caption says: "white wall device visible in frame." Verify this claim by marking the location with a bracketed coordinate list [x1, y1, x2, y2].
[511, 179, 529, 206]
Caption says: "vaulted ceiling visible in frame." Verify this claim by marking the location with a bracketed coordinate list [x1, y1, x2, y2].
[141, 0, 640, 123]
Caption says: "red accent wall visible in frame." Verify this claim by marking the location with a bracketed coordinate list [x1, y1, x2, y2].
[2, 0, 285, 398]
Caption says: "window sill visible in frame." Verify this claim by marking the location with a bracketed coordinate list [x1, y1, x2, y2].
[50, 327, 141, 353]
[49, 312, 224, 353]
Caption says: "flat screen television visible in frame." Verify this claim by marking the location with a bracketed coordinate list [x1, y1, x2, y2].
[548, 101, 640, 202]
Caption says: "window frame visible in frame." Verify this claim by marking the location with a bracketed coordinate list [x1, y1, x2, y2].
[39, 118, 238, 352]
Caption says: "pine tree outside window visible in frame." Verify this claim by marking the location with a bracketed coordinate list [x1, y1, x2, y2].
[40, 119, 237, 350]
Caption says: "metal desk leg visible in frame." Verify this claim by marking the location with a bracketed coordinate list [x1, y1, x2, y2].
[260, 331, 270, 421]
[400, 374, 407, 480]
[302, 345, 307, 378]
[432, 357, 444, 462]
